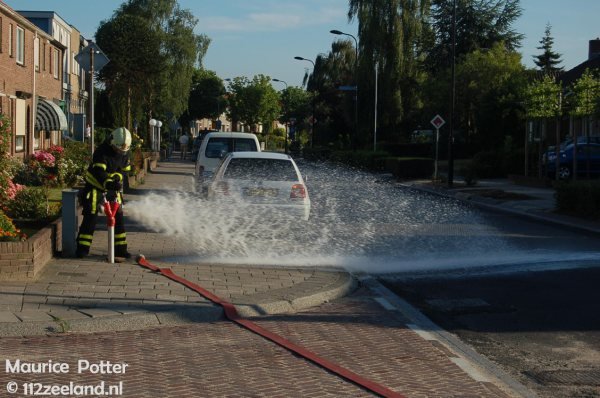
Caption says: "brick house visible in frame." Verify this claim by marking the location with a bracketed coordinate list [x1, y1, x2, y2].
[0, 0, 67, 160]
[18, 10, 89, 141]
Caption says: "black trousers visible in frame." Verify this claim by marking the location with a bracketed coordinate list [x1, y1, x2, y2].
[76, 187, 128, 256]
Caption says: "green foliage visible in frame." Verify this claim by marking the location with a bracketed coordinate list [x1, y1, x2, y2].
[60, 141, 91, 187]
[385, 158, 434, 179]
[533, 23, 563, 74]
[524, 74, 562, 118]
[96, 0, 206, 126]
[183, 69, 226, 124]
[428, 0, 523, 72]
[469, 150, 506, 178]
[568, 69, 600, 117]
[330, 150, 391, 171]
[5, 187, 58, 220]
[555, 181, 600, 220]
[0, 209, 23, 242]
[227, 75, 281, 130]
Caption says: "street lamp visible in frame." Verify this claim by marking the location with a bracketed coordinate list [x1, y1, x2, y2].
[447, 0, 457, 187]
[149, 118, 157, 152]
[156, 120, 162, 153]
[272, 78, 287, 89]
[294, 56, 316, 147]
[273, 79, 289, 153]
[330, 29, 358, 150]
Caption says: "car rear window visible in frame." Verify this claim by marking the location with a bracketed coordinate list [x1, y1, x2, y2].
[205, 138, 258, 158]
[224, 158, 298, 181]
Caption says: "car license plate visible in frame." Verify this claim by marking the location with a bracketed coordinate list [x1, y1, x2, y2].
[244, 187, 278, 197]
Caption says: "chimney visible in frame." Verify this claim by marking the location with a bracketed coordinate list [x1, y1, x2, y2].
[590, 38, 600, 60]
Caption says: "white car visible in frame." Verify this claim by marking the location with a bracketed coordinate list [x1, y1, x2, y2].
[207, 152, 311, 220]
[194, 132, 260, 193]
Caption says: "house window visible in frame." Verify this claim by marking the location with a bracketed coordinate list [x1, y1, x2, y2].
[43, 42, 46, 71]
[15, 99, 26, 152]
[16, 26, 25, 65]
[34, 37, 40, 71]
[8, 23, 12, 57]
[53, 48, 59, 78]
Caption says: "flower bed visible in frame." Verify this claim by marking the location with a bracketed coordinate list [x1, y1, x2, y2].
[0, 218, 62, 281]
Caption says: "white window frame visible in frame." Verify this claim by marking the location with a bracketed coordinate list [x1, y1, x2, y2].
[34, 37, 40, 71]
[15, 99, 26, 152]
[8, 23, 13, 57]
[53, 48, 59, 78]
[16, 26, 25, 65]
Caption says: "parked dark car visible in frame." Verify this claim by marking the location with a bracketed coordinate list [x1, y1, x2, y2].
[544, 140, 600, 179]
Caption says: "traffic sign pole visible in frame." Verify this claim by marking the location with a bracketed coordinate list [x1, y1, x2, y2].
[430, 115, 446, 183]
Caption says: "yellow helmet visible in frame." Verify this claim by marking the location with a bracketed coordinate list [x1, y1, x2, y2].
[110, 127, 132, 154]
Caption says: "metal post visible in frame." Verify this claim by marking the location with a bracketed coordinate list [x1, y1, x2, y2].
[447, 0, 457, 187]
[61, 189, 79, 257]
[434, 128, 440, 181]
[89, 48, 95, 155]
[374, 61, 378, 152]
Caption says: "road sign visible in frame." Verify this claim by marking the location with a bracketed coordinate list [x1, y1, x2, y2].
[338, 85, 357, 91]
[75, 42, 109, 72]
[430, 114, 445, 130]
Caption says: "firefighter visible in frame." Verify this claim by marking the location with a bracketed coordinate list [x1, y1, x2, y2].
[76, 127, 133, 259]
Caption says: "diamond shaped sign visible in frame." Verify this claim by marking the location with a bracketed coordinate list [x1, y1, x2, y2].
[75, 42, 109, 72]
[430, 114, 446, 129]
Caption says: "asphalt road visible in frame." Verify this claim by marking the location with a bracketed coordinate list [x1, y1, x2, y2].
[380, 224, 600, 398]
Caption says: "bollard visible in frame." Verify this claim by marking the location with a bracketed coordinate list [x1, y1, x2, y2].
[61, 189, 79, 257]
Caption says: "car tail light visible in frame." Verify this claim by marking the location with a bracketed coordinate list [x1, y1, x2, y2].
[216, 181, 229, 196]
[290, 184, 306, 199]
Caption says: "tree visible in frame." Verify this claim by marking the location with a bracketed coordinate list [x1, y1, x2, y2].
[568, 69, 600, 177]
[180, 69, 226, 128]
[348, 0, 431, 143]
[227, 75, 281, 133]
[533, 23, 563, 74]
[95, 0, 208, 138]
[524, 74, 562, 177]
[455, 43, 526, 149]
[306, 40, 357, 147]
[428, 0, 523, 72]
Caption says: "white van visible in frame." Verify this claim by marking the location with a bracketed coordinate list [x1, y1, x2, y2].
[194, 132, 261, 192]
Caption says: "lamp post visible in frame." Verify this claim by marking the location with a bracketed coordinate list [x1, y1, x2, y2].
[294, 56, 316, 147]
[447, 0, 457, 187]
[149, 118, 156, 151]
[273, 79, 289, 153]
[330, 29, 358, 150]
[157, 120, 162, 153]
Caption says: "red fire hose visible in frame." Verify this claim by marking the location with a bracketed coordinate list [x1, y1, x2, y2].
[136, 255, 405, 398]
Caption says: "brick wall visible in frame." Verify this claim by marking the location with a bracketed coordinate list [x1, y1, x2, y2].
[0, 3, 64, 157]
[0, 218, 62, 281]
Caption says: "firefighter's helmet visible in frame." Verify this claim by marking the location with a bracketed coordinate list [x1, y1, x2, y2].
[110, 127, 132, 154]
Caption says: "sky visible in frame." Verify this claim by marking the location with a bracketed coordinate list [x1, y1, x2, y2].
[8, 0, 600, 88]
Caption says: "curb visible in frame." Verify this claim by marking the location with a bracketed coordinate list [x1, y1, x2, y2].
[0, 272, 357, 337]
[399, 183, 600, 236]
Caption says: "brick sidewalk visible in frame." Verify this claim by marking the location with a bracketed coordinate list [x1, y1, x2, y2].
[0, 286, 514, 397]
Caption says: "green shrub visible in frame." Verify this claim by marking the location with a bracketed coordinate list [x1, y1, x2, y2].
[60, 141, 90, 186]
[385, 158, 434, 179]
[470, 150, 505, 178]
[330, 150, 390, 171]
[555, 181, 600, 219]
[0, 209, 23, 241]
[5, 187, 57, 220]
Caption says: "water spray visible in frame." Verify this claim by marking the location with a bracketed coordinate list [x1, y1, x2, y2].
[103, 193, 120, 264]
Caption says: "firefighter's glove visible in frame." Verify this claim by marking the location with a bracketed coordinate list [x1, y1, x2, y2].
[105, 180, 122, 191]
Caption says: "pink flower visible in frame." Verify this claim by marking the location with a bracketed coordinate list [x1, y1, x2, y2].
[6, 180, 25, 200]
